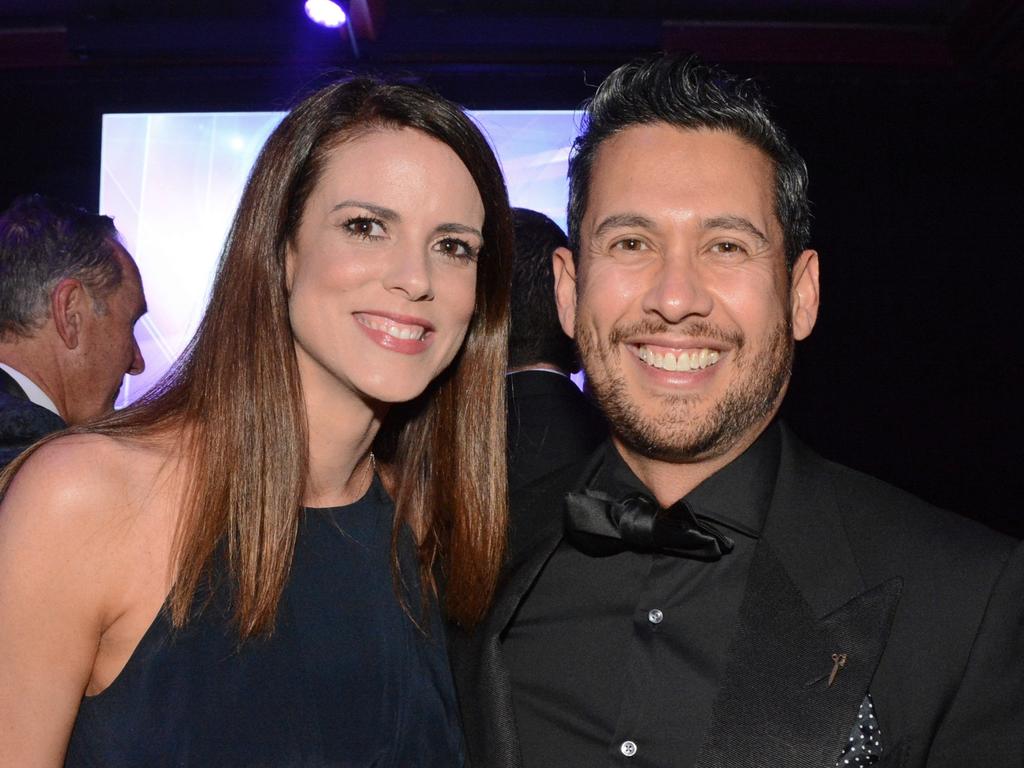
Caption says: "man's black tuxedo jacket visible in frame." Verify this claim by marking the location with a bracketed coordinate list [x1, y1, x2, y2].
[506, 370, 606, 492]
[0, 368, 66, 470]
[451, 425, 1024, 767]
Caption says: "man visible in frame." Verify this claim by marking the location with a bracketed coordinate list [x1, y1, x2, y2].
[507, 208, 605, 490]
[452, 56, 1024, 767]
[0, 194, 146, 468]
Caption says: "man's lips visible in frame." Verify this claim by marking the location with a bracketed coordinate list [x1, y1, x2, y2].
[627, 341, 723, 372]
[354, 312, 433, 341]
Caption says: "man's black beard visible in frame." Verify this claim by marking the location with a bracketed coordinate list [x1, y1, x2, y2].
[576, 316, 793, 463]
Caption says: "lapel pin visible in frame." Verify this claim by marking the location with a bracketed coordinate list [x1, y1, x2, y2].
[828, 653, 848, 687]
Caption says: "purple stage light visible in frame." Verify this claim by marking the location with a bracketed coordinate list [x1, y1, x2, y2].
[305, 0, 347, 28]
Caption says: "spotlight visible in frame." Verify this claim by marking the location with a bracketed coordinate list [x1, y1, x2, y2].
[305, 0, 347, 28]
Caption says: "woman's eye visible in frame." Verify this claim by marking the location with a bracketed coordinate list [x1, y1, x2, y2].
[435, 237, 477, 262]
[343, 217, 386, 239]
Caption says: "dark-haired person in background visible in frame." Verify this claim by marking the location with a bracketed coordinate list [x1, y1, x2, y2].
[0, 194, 146, 469]
[452, 55, 1024, 767]
[507, 208, 605, 490]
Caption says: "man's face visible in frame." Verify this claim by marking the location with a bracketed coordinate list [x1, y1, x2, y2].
[554, 124, 818, 463]
[68, 244, 147, 422]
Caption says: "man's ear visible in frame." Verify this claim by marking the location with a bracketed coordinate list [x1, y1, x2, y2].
[790, 249, 820, 341]
[50, 278, 86, 350]
[552, 246, 578, 338]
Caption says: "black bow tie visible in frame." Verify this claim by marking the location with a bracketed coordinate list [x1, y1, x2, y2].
[564, 489, 735, 560]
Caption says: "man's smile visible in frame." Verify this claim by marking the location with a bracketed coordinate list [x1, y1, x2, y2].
[628, 343, 722, 372]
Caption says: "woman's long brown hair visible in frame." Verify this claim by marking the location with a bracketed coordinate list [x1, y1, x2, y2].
[0, 78, 511, 637]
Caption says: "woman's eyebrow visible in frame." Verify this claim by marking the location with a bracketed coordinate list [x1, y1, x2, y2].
[435, 223, 483, 239]
[330, 200, 400, 222]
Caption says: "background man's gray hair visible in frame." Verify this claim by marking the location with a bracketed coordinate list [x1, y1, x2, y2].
[0, 194, 124, 339]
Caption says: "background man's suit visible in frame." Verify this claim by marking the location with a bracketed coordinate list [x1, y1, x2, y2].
[0, 367, 66, 470]
[506, 369, 605, 491]
[451, 424, 1024, 767]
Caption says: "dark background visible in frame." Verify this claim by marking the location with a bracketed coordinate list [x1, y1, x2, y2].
[2, 1, 1022, 536]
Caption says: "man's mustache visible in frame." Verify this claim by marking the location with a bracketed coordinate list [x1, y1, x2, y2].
[606, 319, 743, 349]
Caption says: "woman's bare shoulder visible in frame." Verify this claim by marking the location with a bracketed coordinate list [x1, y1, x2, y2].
[0, 432, 179, 766]
[1, 431, 179, 557]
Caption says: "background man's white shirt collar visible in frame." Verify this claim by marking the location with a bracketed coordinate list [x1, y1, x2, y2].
[506, 367, 569, 378]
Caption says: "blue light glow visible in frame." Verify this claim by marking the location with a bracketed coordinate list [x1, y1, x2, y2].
[304, 0, 346, 28]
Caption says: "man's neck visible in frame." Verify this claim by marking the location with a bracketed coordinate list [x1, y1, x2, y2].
[611, 423, 770, 508]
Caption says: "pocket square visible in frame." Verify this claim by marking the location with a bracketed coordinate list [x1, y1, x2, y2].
[834, 694, 882, 766]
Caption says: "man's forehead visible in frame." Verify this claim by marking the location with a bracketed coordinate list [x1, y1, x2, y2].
[108, 238, 146, 310]
[582, 123, 778, 237]
[591, 122, 772, 169]
[108, 240, 139, 277]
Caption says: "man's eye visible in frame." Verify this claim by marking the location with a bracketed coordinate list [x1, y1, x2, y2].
[343, 217, 386, 239]
[612, 237, 647, 252]
[711, 241, 747, 256]
[435, 237, 477, 262]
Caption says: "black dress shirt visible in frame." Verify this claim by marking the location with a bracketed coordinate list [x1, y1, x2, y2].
[503, 423, 781, 768]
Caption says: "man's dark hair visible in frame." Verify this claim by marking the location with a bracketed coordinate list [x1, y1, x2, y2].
[0, 194, 123, 339]
[509, 208, 576, 372]
[567, 54, 811, 268]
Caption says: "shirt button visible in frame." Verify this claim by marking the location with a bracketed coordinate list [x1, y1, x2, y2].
[620, 740, 638, 757]
[648, 608, 664, 625]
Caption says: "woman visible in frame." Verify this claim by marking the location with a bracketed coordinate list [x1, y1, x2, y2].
[0, 77, 510, 766]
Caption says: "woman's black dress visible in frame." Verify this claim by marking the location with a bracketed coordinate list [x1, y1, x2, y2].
[65, 477, 465, 767]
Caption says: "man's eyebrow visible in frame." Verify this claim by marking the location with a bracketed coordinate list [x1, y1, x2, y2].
[329, 200, 401, 222]
[592, 213, 659, 239]
[702, 215, 769, 246]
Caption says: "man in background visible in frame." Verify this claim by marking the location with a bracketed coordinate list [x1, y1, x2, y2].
[0, 194, 146, 469]
[507, 207, 605, 490]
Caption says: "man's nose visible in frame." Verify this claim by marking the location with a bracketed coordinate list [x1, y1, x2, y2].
[382, 249, 434, 302]
[128, 336, 145, 376]
[642, 252, 713, 323]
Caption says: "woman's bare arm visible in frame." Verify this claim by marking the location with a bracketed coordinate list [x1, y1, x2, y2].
[0, 437, 128, 767]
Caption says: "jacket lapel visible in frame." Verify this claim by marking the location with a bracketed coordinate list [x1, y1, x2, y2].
[696, 426, 903, 767]
[0, 367, 28, 400]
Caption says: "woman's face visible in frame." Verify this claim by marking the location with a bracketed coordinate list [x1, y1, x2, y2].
[287, 127, 484, 407]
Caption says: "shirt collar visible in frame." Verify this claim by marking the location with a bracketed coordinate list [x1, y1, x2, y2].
[0, 363, 61, 417]
[506, 367, 569, 378]
[588, 421, 782, 540]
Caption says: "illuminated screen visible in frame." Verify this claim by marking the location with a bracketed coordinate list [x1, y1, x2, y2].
[100, 110, 579, 405]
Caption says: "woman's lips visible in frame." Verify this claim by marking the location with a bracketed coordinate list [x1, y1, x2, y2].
[355, 312, 434, 354]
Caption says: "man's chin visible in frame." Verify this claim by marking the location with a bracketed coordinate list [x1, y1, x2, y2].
[613, 421, 738, 464]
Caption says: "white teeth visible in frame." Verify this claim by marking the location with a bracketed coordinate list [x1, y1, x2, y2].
[359, 316, 426, 341]
[634, 345, 720, 372]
